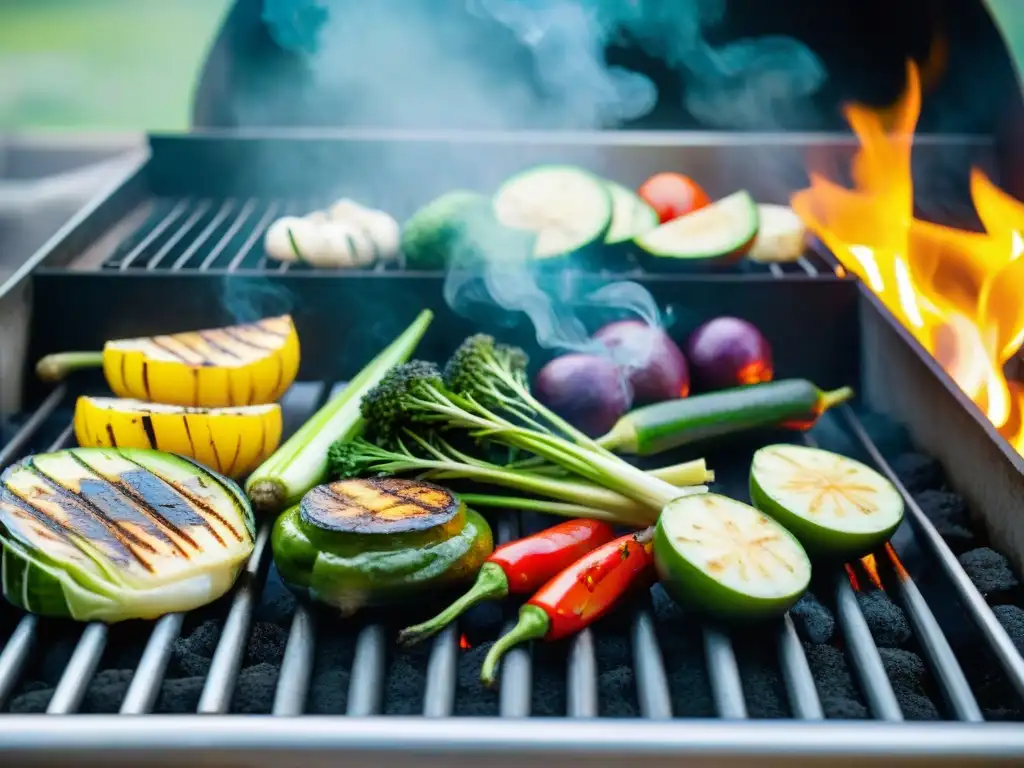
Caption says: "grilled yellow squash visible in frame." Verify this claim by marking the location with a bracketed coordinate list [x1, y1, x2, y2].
[38, 315, 300, 408]
[74, 397, 282, 479]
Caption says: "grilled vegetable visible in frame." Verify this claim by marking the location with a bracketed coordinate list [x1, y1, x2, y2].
[74, 397, 282, 479]
[0, 447, 255, 622]
[271, 477, 493, 614]
[604, 181, 660, 244]
[635, 190, 759, 270]
[36, 315, 300, 409]
[246, 309, 432, 515]
[264, 199, 400, 268]
[480, 528, 655, 686]
[654, 493, 811, 620]
[593, 320, 689, 403]
[749, 444, 904, 558]
[400, 190, 492, 270]
[534, 354, 632, 437]
[637, 172, 711, 223]
[686, 316, 773, 392]
[492, 165, 612, 262]
[398, 518, 616, 646]
[748, 204, 807, 264]
[596, 379, 855, 456]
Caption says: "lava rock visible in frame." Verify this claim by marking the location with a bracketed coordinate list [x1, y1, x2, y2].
[81, 669, 134, 714]
[739, 666, 789, 719]
[958, 548, 1020, 599]
[7, 688, 53, 714]
[789, 593, 836, 645]
[383, 644, 431, 715]
[175, 620, 222, 658]
[802, 644, 862, 703]
[244, 622, 289, 667]
[599, 666, 638, 717]
[891, 454, 943, 494]
[879, 648, 939, 720]
[915, 490, 976, 552]
[856, 591, 911, 648]
[307, 669, 351, 714]
[230, 662, 279, 714]
[155, 676, 205, 714]
[819, 694, 870, 719]
[994, 605, 1024, 652]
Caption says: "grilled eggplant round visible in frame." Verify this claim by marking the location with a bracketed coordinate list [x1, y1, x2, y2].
[0, 447, 255, 622]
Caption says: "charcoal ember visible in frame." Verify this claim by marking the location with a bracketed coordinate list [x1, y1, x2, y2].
[819, 695, 869, 719]
[453, 642, 499, 716]
[993, 605, 1024, 655]
[879, 648, 939, 721]
[306, 616, 356, 715]
[802, 643, 862, 704]
[596, 633, 638, 718]
[789, 593, 835, 644]
[81, 669, 134, 714]
[891, 454, 943, 494]
[531, 642, 568, 717]
[307, 669, 351, 714]
[154, 676, 205, 713]
[243, 621, 289, 667]
[169, 648, 212, 678]
[383, 643, 431, 715]
[175, 619, 222, 658]
[7, 687, 53, 714]
[650, 586, 715, 717]
[958, 548, 1020, 599]
[230, 662, 279, 714]
[914, 490, 976, 552]
[739, 666, 789, 719]
[856, 591, 911, 648]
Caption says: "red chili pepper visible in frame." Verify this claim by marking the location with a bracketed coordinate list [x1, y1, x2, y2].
[397, 518, 616, 646]
[480, 527, 655, 686]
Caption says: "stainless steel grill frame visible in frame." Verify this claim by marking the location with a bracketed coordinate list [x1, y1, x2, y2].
[0, 132, 1022, 766]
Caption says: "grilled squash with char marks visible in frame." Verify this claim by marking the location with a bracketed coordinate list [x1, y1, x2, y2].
[37, 315, 300, 409]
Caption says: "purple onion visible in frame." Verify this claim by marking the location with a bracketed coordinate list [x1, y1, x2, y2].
[535, 354, 632, 437]
[593, 320, 690, 404]
[685, 316, 774, 392]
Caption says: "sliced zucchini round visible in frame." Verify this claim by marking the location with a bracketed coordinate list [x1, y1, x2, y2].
[634, 190, 759, 271]
[604, 181, 659, 245]
[653, 493, 811, 620]
[492, 165, 612, 261]
[749, 444, 904, 558]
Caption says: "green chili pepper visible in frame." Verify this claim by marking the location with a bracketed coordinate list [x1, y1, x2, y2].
[272, 476, 493, 614]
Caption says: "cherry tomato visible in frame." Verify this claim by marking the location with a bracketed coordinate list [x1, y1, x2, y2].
[637, 173, 711, 223]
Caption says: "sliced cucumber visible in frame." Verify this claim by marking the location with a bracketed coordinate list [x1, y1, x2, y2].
[492, 165, 612, 261]
[654, 493, 811, 620]
[634, 190, 759, 271]
[604, 181, 659, 244]
[749, 444, 904, 558]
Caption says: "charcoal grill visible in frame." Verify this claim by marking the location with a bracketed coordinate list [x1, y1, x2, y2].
[1, 132, 1024, 767]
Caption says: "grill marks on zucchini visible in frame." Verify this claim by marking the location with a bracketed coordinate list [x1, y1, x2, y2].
[301, 477, 461, 534]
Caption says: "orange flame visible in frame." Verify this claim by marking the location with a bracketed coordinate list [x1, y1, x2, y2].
[860, 554, 885, 591]
[793, 61, 1024, 453]
[459, 633, 472, 650]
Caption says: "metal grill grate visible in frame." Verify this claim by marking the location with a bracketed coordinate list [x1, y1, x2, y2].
[96, 197, 835, 277]
[1, 383, 1022, 724]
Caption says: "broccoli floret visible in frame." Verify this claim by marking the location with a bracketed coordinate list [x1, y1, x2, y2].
[359, 360, 448, 445]
[443, 333, 530, 408]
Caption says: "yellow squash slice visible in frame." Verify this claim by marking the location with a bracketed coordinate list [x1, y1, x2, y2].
[74, 397, 283, 479]
[38, 315, 301, 408]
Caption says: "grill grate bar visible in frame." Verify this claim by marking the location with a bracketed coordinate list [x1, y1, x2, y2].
[796, 257, 818, 276]
[877, 545, 983, 721]
[145, 201, 214, 271]
[833, 574, 904, 720]
[116, 201, 191, 271]
[120, 613, 185, 714]
[703, 627, 747, 718]
[839, 406, 1024, 703]
[802, 432, 903, 721]
[197, 199, 258, 272]
[46, 624, 108, 714]
[496, 517, 532, 717]
[272, 606, 315, 716]
[226, 202, 281, 273]
[631, 609, 672, 719]
[422, 625, 458, 717]
[0, 385, 67, 467]
[777, 614, 824, 719]
[0, 617, 36, 711]
[168, 200, 236, 272]
[566, 629, 598, 717]
[196, 523, 273, 714]
[345, 624, 386, 716]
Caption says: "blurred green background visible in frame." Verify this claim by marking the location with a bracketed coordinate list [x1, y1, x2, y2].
[0, 0, 1021, 132]
[0, 0, 230, 131]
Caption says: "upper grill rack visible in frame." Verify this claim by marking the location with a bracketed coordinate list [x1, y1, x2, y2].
[96, 196, 833, 278]
[0, 382, 1022, 726]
